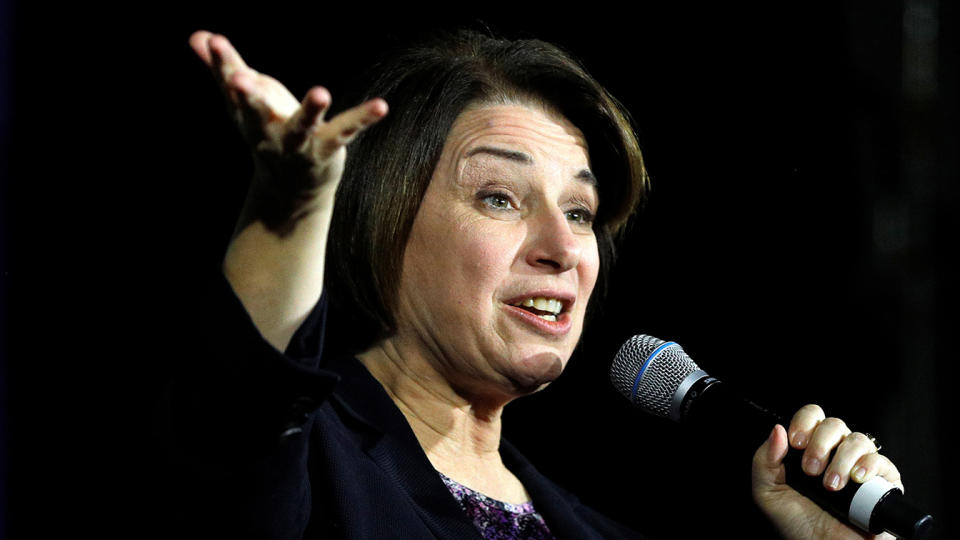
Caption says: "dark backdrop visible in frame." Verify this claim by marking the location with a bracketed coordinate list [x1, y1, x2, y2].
[3, 1, 956, 538]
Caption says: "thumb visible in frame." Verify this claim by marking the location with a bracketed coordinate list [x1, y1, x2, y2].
[753, 425, 790, 491]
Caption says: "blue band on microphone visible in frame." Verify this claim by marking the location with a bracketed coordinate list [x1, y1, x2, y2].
[631, 341, 677, 399]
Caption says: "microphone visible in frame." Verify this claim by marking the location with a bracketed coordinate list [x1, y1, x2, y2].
[609, 334, 934, 539]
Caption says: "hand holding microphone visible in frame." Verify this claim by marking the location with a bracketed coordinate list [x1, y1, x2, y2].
[610, 335, 933, 539]
[753, 405, 905, 540]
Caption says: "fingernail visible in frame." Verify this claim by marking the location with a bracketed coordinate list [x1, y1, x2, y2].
[826, 473, 841, 490]
[852, 466, 867, 482]
[804, 457, 821, 475]
[792, 432, 808, 448]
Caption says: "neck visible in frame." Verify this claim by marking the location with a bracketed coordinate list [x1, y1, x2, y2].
[358, 338, 507, 461]
[357, 337, 530, 503]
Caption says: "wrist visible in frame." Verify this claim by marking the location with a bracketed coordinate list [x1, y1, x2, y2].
[238, 158, 338, 238]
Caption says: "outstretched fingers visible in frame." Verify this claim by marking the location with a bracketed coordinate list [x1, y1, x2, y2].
[229, 70, 300, 134]
[187, 30, 389, 194]
[207, 34, 251, 86]
[308, 98, 389, 159]
[190, 31, 305, 145]
[189, 32, 249, 89]
[283, 87, 333, 152]
[189, 31, 249, 109]
[188, 31, 215, 66]
[190, 32, 265, 108]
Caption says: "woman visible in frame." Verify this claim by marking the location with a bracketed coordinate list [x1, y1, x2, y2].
[171, 29, 904, 538]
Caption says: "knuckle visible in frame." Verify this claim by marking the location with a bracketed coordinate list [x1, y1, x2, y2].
[824, 462, 847, 483]
[845, 432, 873, 448]
[805, 441, 830, 458]
[820, 417, 848, 432]
[791, 404, 825, 428]
[801, 403, 825, 417]
[857, 452, 882, 471]
[879, 455, 900, 475]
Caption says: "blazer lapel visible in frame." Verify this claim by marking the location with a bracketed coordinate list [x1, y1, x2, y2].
[328, 357, 483, 539]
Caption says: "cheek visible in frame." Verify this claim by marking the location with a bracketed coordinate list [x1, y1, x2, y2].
[580, 240, 601, 294]
[460, 239, 508, 281]
[408, 213, 516, 301]
[452, 217, 522, 280]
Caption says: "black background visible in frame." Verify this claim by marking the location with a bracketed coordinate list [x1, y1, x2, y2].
[3, 1, 957, 538]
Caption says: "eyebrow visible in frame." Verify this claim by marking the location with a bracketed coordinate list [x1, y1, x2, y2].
[575, 169, 597, 186]
[465, 145, 597, 186]
[465, 146, 532, 163]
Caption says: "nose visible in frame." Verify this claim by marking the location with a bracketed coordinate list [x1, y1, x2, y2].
[524, 207, 582, 272]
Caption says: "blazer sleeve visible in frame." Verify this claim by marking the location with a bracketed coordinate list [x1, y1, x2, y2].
[157, 271, 339, 538]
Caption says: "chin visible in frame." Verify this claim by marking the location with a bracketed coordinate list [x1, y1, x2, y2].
[505, 351, 567, 395]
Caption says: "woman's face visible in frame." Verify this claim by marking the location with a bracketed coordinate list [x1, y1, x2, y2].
[392, 103, 600, 403]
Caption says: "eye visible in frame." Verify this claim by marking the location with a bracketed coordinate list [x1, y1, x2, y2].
[480, 192, 516, 211]
[565, 207, 595, 226]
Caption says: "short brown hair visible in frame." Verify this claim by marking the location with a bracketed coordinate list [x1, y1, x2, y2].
[327, 29, 648, 352]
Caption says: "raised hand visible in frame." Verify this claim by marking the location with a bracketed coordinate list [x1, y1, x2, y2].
[189, 31, 387, 350]
[188, 30, 388, 234]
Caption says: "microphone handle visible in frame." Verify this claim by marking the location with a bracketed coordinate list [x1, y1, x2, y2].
[679, 377, 933, 539]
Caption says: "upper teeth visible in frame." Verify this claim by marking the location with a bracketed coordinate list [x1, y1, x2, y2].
[515, 297, 563, 315]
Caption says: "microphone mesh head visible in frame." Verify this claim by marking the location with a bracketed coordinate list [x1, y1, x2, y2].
[610, 335, 702, 419]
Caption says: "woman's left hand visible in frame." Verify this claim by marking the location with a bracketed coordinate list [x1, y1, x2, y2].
[751, 404, 903, 539]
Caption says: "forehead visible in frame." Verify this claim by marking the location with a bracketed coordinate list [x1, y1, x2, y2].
[441, 104, 590, 168]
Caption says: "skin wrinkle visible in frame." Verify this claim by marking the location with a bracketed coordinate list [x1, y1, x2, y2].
[463, 145, 597, 188]
[442, 105, 593, 396]
[377, 342, 500, 434]
[358, 103, 599, 503]
[447, 110, 594, 386]
[364, 336, 507, 465]
[465, 146, 533, 163]
[457, 158, 598, 228]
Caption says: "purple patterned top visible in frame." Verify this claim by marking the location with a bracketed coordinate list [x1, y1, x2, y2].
[439, 472, 555, 540]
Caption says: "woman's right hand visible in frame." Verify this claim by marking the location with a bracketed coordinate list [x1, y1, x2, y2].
[189, 31, 388, 351]
[188, 31, 388, 234]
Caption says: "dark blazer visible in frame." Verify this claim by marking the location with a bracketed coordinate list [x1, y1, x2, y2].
[161, 275, 645, 539]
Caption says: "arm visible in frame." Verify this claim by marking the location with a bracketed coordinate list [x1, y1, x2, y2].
[160, 35, 385, 535]
[752, 404, 904, 539]
[188, 31, 387, 352]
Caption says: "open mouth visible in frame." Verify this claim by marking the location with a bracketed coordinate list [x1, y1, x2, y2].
[509, 297, 565, 322]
